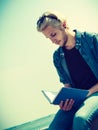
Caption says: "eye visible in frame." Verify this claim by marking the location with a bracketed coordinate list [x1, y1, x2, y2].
[50, 33, 56, 37]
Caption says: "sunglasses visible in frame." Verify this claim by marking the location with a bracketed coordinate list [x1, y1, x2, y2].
[37, 15, 58, 27]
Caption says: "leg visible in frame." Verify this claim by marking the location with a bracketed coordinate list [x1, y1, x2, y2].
[73, 92, 98, 130]
[48, 109, 77, 130]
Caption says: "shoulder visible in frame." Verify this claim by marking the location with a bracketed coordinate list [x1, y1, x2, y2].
[75, 29, 98, 40]
[82, 31, 98, 46]
[83, 31, 97, 39]
[75, 30, 98, 46]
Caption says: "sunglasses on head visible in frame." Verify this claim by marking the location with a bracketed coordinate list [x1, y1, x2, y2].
[37, 15, 58, 27]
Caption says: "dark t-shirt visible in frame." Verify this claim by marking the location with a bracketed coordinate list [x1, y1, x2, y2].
[63, 47, 98, 89]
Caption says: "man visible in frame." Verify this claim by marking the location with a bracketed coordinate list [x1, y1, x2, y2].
[36, 11, 98, 130]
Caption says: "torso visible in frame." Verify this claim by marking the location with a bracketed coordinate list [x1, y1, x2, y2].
[63, 47, 98, 89]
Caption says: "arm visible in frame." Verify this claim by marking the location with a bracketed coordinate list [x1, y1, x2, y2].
[53, 49, 68, 84]
[85, 32, 98, 95]
[64, 83, 71, 87]
[86, 32, 98, 56]
[92, 33, 98, 55]
[87, 83, 98, 97]
[60, 83, 98, 111]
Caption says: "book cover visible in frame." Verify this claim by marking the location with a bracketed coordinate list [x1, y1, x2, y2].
[42, 87, 89, 107]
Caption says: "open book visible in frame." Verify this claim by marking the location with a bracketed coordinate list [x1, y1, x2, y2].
[42, 87, 89, 107]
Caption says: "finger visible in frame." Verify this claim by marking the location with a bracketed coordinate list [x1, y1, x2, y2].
[66, 99, 75, 111]
[62, 99, 69, 111]
[59, 101, 64, 109]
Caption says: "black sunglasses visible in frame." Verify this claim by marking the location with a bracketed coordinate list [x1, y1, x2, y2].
[37, 15, 58, 27]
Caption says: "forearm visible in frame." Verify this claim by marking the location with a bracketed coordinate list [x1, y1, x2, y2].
[88, 83, 98, 96]
[64, 83, 71, 88]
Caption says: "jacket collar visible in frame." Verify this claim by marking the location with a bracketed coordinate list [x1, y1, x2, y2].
[74, 30, 82, 49]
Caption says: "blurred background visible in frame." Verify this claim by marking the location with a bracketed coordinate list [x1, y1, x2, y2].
[0, 0, 98, 129]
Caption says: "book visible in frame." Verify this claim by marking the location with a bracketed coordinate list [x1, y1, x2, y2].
[42, 87, 89, 107]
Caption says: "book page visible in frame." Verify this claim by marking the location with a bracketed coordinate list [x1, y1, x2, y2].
[42, 90, 57, 104]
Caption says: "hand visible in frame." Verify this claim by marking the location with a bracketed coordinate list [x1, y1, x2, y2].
[86, 90, 92, 97]
[87, 83, 98, 97]
[59, 99, 75, 111]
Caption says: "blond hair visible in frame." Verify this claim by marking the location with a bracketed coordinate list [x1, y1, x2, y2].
[37, 11, 68, 32]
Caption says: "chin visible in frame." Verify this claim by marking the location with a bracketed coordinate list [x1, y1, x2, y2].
[60, 43, 65, 47]
[59, 43, 63, 47]
[60, 45, 64, 47]
[59, 42, 64, 47]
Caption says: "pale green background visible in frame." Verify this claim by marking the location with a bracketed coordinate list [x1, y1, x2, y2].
[0, 0, 98, 129]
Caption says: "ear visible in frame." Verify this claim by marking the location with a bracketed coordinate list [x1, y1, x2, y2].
[62, 21, 66, 28]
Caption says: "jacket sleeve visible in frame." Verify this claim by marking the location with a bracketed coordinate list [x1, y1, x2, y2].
[53, 49, 68, 84]
[92, 33, 98, 56]
[85, 32, 98, 58]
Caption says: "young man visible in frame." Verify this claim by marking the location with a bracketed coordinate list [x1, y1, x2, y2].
[36, 11, 98, 130]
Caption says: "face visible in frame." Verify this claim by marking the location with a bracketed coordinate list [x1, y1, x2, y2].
[42, 25, 67, 47]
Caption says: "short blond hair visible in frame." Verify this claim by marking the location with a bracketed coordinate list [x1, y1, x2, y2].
[37, 11, 68, 32]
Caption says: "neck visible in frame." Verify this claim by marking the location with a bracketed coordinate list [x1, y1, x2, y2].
[64, 30, 76, 50]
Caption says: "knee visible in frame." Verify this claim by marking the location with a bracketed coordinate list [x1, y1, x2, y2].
[73, 114, 86, 125]
[73, 113, 89, 130]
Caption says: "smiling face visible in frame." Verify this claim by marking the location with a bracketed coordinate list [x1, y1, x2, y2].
[42, 25, 68, 47]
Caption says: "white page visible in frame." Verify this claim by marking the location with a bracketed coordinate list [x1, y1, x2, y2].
[42, 90, 57, 104]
